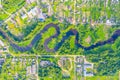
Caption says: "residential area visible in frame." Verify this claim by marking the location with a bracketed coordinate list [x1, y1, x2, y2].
[0, 55, 95, 80]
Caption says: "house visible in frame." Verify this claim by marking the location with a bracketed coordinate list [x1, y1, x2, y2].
[0, 58, 5, 69]
[27, 66, 31, 75]
[27, 7, 38, 19]
[10, 14, 17, 25]
[26, 62, 37, 80]
[61, 0, 69, 2]
[42, 13, 48, 18]
[27, 6, 45, 21]
[48, 4, 53, 16]
[20, 11, 27, 20]
[0, 54, 2, 58]
[6, 53, 11, 58]
[59, 17, 64, 23]
[3, 47, 8, 51]
[30, 8, 37, 16]
[82, 17, 87, 23]
[0, 21, 3, 26]
[26, 0, 31, 4]
[26, 0, 36, 4]
[12, 57, 18, 62]
[27, 9, 35, 19]
[41, 0, 47, 3]
[0, 40, 4, 47]
[84, 60, 94, 77]
[76, 66, 82, 75]
[36, 7, 45, 22]
[75, 56, 84, 64]
[40, 60, 52, 67]
[67, 17, 74, 24]
[0, 40, 9, 52]
[38, 13, 45, 22]
[26, 64, 37, 75]
[31, 64, 37, 74]
[0, 4, 2, 8]
[75, 56, 94, 77]
[58, 57, 68, 67]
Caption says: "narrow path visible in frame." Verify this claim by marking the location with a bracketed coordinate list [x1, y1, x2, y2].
[0, 23, 120, 52]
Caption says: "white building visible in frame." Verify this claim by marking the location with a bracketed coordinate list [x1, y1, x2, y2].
[106, 19, 112, 25]
[27, 6, 45, 21]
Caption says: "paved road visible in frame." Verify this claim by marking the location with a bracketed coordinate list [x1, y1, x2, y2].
[0, 23, 120, 52]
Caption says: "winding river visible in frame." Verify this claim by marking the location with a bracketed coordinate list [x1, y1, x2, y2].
[0, 23, 120, 52]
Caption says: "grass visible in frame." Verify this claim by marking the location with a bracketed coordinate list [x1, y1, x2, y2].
[69, 36, 75, 48]
[48, 38, 57, 49]
[85, 76, 118, 80]
[2, 0, 25, 13]
[0, 9, 9, 20]
[0, 0, 25, 21]
[15, 15, 24, 27]
[7, 20, 21, 35]
[41, 27, 56, 43]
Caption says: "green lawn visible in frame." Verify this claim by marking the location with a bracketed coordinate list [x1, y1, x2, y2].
[85, 76, 118, 80]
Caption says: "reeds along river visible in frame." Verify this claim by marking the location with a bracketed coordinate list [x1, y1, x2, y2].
[0, 23, 120, 52]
